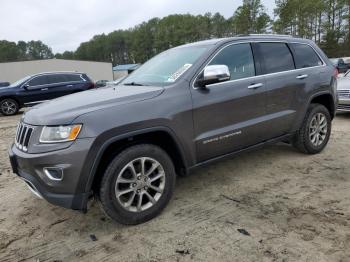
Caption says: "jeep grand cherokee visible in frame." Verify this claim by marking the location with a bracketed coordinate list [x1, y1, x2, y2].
[9, 35, 337, 225]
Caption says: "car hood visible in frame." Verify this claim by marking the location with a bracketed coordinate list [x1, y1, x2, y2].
[0, 86, 13, 91]
[23, 85, 164, 125]
[337, 77, 350, 90]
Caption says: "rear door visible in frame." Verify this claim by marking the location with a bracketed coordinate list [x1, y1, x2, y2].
[191, 42, 267, 162]
[64, 74, 88, 92]
[256, 42, 303, 140]
[45, 74, 83, 99]
[289, 42, 327, 125]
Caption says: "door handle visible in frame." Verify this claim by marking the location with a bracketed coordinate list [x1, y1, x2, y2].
[247, 83, 263, 89]
[296, 74, 308, 79]
[41, 88, 48, 91]
[66, 85, 73, 87]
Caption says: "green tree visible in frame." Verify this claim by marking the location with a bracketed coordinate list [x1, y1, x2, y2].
[0, 40, 19, 62]
[26, 40, 54, 60]
[232, 0, 271, 34]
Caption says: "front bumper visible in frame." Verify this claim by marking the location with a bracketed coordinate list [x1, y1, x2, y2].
[8, 138, 94, 210]
[338, 97, 350, 112]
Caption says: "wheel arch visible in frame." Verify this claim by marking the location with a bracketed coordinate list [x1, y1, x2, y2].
[84, 127, 188, 195]
[308, 92, 336, 119]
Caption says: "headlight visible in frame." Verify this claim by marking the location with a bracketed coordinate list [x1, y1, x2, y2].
[39, 124, 82, 143]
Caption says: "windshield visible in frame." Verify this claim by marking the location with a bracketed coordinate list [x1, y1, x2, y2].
[10, 75, 32, 87]
[121, 46, 208, 86]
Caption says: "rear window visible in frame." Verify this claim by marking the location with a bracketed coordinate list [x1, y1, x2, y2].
[291, 43, 323, 68]
[47, 74, 67, 84]
[65, 74, 84, 82]
[259, 43, 295, 74]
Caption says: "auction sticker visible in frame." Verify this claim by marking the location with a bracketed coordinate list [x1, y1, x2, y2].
[167, 64, 192, 82]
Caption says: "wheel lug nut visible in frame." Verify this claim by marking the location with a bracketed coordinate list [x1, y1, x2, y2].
[137, 189, 141, 193]
[144, 186, 148, 190]
[132, 183, 136, 187]
[137, 176, 141, 180]
[144, 177, 147, 182]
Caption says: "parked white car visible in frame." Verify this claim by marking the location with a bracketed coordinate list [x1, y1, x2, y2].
[337, 70, 350, 112]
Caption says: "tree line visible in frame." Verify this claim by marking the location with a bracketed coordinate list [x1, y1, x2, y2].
[0, 40, 53, 62]
[1, 0, 349, 65]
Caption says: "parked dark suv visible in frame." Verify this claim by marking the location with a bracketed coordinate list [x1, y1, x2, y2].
[0, 72, 95, 116]
[9, 35, 337, 225]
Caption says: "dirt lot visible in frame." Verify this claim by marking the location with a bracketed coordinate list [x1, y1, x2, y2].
[0, 112, 349, 262]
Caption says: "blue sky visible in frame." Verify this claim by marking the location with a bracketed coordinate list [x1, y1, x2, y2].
[0, 0, 275, 53]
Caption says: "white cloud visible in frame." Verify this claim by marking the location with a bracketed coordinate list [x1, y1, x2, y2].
[0, 0, 275, 53]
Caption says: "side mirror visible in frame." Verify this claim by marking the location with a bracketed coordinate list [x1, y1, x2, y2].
[196, 65, 230, 88]
[23, 84, 30, 90]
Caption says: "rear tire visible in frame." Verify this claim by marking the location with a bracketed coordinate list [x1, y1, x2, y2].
[99, 144, 176, 225]
[0, 98, 19, 116]
[293, 103, 331, 154]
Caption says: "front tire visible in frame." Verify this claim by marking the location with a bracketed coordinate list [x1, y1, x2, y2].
[0, 98, 19, 116]
[99, 144, 176, 225]
[293, 103, 331, 154]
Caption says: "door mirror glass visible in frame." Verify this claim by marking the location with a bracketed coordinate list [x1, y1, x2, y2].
[196, 65, 230, 88]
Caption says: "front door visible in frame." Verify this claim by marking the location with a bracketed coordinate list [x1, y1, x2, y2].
[190, 42, 267, 162]
[21, 75, 50, 105]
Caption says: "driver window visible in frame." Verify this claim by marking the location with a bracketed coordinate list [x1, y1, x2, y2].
[209, 43, 255, 81]
[27, 75, 48, 86]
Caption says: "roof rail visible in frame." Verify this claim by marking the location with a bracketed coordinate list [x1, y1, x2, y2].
[237, 34, 295, 38]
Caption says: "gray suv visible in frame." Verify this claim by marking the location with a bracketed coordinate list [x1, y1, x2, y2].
[9, 35, 338, 225]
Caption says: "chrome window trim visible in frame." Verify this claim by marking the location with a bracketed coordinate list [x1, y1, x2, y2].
[192, 40, 327, 89]
[22, 73, 86, 89]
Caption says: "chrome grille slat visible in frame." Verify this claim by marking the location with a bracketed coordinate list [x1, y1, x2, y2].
[15, 124, 20, 145]
[19, 126, 27, 145]
[338, 90, 350, 98]
[15, 122, 34, 152]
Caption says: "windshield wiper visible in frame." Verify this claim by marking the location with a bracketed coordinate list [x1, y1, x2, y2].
[123, 82, 147, 86]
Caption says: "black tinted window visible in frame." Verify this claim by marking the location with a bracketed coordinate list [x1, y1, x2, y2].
[259, 43, 295, 74]
[65, 74, 83, 82]
[28, 75, 48, 86]
[209, 43, 255, 80]
[291, 43, 323, 68]
[47, 74, 67, 84]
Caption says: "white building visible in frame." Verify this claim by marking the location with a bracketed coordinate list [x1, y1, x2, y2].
[113, 64, 140, 80]
[0, 59, 113, 83]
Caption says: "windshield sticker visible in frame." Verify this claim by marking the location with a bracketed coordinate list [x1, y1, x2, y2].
[167, 64, 192, 82]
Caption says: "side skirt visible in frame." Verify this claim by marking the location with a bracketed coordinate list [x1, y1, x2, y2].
[188, 133, 294, 174]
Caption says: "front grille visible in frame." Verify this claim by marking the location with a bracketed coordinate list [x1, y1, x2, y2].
[338, 89, 350, 98]
[15, 122, 34, 152]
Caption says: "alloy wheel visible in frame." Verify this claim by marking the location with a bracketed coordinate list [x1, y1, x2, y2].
[115, 157, 165, 212]
[309, 112, 328, 147]
[1, 100, 17, 115]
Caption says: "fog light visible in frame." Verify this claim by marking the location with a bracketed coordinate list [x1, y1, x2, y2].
[43, 168, 64, 181]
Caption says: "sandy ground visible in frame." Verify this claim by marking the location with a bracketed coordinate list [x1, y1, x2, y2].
[0, 112, 349, 262]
